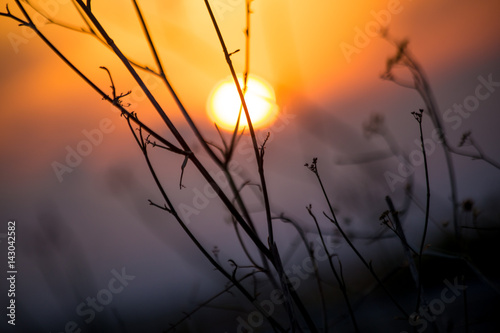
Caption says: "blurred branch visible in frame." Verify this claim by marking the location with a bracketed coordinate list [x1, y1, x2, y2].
[132, 0, 223, 166]
[3, 1, 185, 155]
[125, 117, 286, 333]
[382, 34, 460, 241]
[203, 2, 317, 331]
[307, 205, 358, 333]
[164, 271, 262, 333]
[451, 131, 500, 170]
[306, 158, 409, 318]
[275, 213, 328, 332]
[411, 109, 431, 312]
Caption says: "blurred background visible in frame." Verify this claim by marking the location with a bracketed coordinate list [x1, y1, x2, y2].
[1, 0, 500, 332]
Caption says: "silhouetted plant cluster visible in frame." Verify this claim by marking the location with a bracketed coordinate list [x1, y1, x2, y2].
[2, 2, 499, 333]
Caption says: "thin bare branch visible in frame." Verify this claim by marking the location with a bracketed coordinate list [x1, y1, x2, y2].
[132, 0, 223, 166]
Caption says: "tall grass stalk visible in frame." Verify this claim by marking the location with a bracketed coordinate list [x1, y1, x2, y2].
[412, 109, 431, 313]
[306, 205, 359, 332]
[306, 158, 409, 318]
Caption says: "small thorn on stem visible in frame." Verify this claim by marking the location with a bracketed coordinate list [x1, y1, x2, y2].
[228, 49, 240, 56]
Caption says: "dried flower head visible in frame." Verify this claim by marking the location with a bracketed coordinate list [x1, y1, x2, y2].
[304, 157, 318, 173]
[461, 199, 474, 212]
[411, 109, 424, 123]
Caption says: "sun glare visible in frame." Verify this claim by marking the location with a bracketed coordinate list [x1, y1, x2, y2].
[207, 74, 278, 131]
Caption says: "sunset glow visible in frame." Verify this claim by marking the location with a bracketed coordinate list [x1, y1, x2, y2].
[207, 74, 278, 131]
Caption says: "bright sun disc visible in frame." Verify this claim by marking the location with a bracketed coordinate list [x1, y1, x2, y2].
[207, 74, 278, 131]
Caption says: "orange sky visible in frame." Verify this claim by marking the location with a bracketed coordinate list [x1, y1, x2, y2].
[1, 0, 499, 203]
[1, 0, 499, 210]
[2, 0, 499, 130]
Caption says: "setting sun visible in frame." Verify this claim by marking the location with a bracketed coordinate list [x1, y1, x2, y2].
[207, 74, 278, 131]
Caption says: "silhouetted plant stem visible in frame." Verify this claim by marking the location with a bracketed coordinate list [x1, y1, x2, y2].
[127, 120, 286, 333]
[306, 158, 409, 318]
[6, 1, 497, 331]
[382, 37, 459, 242]
[462, 275, 469, 333]
[200, 1, 275, 286]
[69, 0, 274, 262]
[131, 0, 223, 167]
[202, 0, 275, 248]
[224, 168, 281, 291]
[383, 197, 420, 291]
[451, 148, 500, 169]
[12, 0, 278, 287]
[384, 36, 479, 327]
[404, 188, 449, 236]
[243, 0, 252, 87]
[411, 109, 431, 312]
[93, 0, 310, 329]
[24, 0, 168, 77]
[425, 249, 500, 294]
[6, 2, 314, 330]
[275, 214, 328, 332]
[220, 1, 280, 290]
[307, 206, 359, 333]
[220, 52, 285, 329]
[8, 5, 287, 324]
[230, 216, 266, 271]
[453, 132, 500, 170]
[71, 1, 184, 147]
[385, 42, 473, 330]
[203, 2, 317, 331]
[225, 0, 253, 161]
[25, 0, 91, 33]
[1, 2, 185, 157]
[164, 270, 262, 333]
